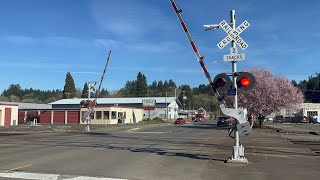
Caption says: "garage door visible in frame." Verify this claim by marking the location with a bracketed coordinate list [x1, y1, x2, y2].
[27, 111, 38, 122]
[18, 111, 25, 124]
[40, 111, 51, 124]
[67, 111, 79, 124]
[53, 111, 65, 124]
[5, 108, 11, 126]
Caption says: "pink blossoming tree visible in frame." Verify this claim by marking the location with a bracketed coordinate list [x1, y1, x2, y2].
[237, 67, 304, 126]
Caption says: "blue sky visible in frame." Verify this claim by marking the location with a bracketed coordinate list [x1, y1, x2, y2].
[1, 0, 320, 93]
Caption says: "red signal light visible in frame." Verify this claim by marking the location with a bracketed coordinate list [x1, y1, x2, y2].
[87, 101, 92, 107]
[237, 72, 255, 91]
[240, 77, 251, 87]
[213, 73, 232, 92]
[216, 78, 226, 87]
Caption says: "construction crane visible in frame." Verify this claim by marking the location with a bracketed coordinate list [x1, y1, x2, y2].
[81, 51, 112, 131]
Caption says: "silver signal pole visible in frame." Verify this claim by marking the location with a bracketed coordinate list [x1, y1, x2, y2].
[229, 10, 246, 163]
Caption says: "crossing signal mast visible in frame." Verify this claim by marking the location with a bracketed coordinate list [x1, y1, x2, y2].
[81, 51, 112, 132]
[170, 0, 255, 163]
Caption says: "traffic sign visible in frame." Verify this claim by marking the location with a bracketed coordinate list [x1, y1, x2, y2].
[224, 54, 246, 61]
[230, 47, 238, 54]
[217, 20, 250, 50]
[142, 99, 156, 107]
[227, 88, 236, 96]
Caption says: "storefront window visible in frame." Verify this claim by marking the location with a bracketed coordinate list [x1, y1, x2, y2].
[96, 111, 102, 119]
[307, 111, 318, 116]
[111, 111, 117, 119]
[103, 111, 110, 119]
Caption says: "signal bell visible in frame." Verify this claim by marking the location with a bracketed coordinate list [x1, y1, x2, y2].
[237, 72, 256, 91]
[213, 73, 232, 91]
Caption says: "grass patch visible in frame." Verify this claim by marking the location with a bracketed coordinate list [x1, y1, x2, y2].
[138, 117, 167, 124]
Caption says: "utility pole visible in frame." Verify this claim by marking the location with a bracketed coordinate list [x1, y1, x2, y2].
[182, 90, 186, 111]
[65, 92, 71, 99]
[85, 81, 97, 132]
[165, 91, 168, 120]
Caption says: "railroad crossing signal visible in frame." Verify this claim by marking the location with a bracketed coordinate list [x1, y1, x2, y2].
[224, 47, 246, 61]
[236, 72, 256, 91]
[213, 73, 232, 91]
[217, 20, 250, 50]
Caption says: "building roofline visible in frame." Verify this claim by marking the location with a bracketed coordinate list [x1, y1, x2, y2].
[0, 103, 18, 106]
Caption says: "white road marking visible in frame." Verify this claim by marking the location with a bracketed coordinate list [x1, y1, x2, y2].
[128, 128, 140, 131]
[64, 177, 126, 180]
[129, 131, 165, 134]
[0, 172, 59, 180]
[0, 171, 127, 180]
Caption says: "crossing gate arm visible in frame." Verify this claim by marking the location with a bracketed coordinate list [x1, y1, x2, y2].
[170, 0, 224, 103]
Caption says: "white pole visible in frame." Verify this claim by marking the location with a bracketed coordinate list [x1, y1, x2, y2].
[229, 10, 247, 163]
[231, 9, 240, 158]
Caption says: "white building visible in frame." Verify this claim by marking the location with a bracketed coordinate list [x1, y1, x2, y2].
[275, 103, 320, 117]
[0, 103, 18, 126]
[50, 97, 182, 120]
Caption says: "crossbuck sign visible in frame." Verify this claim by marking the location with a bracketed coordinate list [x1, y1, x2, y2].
[217, 20, 250, 50]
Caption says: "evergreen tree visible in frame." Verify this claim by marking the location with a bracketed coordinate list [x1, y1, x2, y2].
[100, 88, 110, 98]
[81, 83, 88, 98]
[119, 80, 136, 97]
[148, 80, 158, 97]
[168, 79, 176, 88]
[163, 80, 169, 92]
[62, 72, 77, 99]
[1, 84, 23, 99]
[157, 80, 165, 96]
[178, 84, 193, 110]
[167, 79, 177, 96]
[135, 72, 148, 97]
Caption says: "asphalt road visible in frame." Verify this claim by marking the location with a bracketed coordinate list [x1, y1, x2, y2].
[0, 121, 319, 180]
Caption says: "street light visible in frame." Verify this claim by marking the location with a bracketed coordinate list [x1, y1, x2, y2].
[203, 24, 220, 31]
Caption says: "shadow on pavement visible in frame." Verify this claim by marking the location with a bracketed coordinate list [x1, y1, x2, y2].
[176, 123, 229, 130]
[2, 132, 229, 162]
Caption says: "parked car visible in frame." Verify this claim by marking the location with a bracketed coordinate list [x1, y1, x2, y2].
[301, 116, 309, 123]
[192, 117, 198, 122]
[174, 118, 186, 125]
[274, 115, 284, 123]
[217, 116, 229, 127]
[309, 116, 320, 124]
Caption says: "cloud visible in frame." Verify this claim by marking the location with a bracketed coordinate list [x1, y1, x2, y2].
[5, 35, 35, 44]
[94, 39, 123, 49]
[109, 66, 169, 73]
[313, 32, 320, 38]
[44, 37, 91, 48]
[124, 41, 185, 53]
[3, 35, 92, 48]
[93, 38, 186, 53]
[3, 35, 185, 54]
[2, 61, 100, 70]
[89, 0, 174, 37]
[175, 68, 205, 74]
